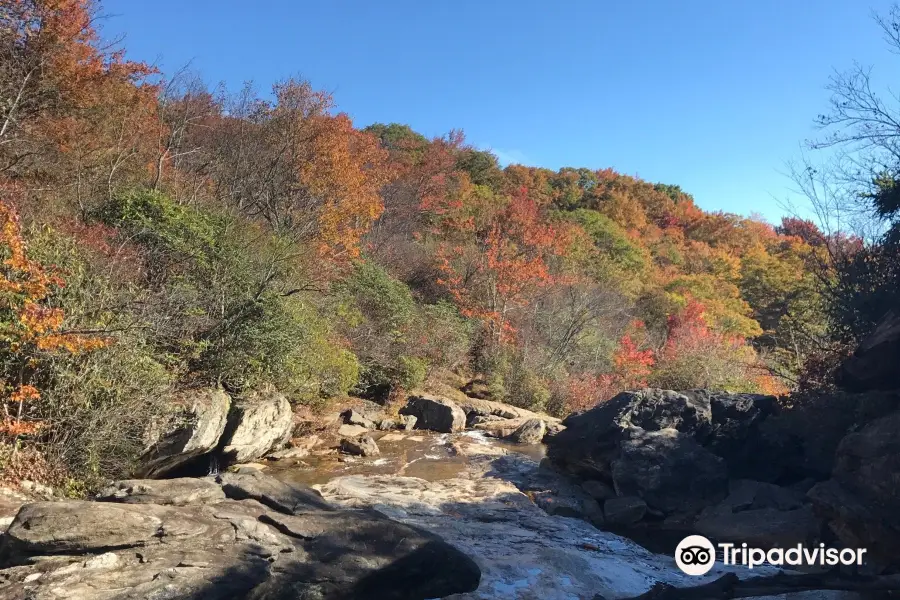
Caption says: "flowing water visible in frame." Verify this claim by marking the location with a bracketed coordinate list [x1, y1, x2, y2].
[265, 429, 806, 600]
[268, 429, 546, 486]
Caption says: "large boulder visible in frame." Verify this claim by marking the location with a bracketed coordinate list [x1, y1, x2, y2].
[749, 390, 898, 482]
[702, 392, 776, 477]
[839, 310, 900, 392]
[135, 388, 231, 478]
[340, 436, 380, 457]
[219, 387, 294, 463]
[808, 410, 900, 568]
[546, 389, 715, 481]
[0, 473, 482, 599]
[399, 394, 467, 433]
[505, 418, 546, 444]
[611, 427, 728, 515]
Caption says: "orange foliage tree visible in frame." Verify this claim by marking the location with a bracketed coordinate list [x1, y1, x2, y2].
[0, 198, 105, 437]
[429, 184, 572, 342]
[0, 0, 161, 203]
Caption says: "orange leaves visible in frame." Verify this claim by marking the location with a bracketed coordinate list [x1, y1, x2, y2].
[427, 184, 569, 341]
[0, 198, 105, 438]
[300, 114, 391, 258]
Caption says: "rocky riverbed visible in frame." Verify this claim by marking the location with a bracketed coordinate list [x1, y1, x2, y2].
[0, 367, 896, 598]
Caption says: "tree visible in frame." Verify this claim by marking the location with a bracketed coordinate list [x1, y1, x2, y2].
[430, 184, 571, 343]
[0, 198, 104, 437]
[0, 0, 160, 207]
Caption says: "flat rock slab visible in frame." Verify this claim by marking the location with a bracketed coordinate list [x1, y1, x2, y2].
[218, 470, 333, 513]
[0, 473, 482, 600]
[96, 477, 225, 506]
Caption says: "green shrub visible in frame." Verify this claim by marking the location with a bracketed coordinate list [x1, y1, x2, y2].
[25, 226, 175, 488]
[338, 261, 472, 399]
[95, 189, 358, 405]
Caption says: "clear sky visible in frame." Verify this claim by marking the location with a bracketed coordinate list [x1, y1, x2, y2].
[99, 0, 900, 222]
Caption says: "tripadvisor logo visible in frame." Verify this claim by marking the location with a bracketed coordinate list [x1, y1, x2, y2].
[675, 535, 868, 576]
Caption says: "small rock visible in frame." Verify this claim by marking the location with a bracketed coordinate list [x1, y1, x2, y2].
[377, 419, 395, 431]
[340, 436, 380, 457]
[230, 462, 268, 473]
[398, 415, 418, 431]
[337, 424, 369, 437]
[20, 480, 53, 498]
[379, 433, 406, 443]
[505, 418, 546, 444]
[533, 491, 583, 518]
[265, 447, 310, 460]
[342, 409, 376, 429]
[582, 480, 616, 502]
[604, 496, 647, 525]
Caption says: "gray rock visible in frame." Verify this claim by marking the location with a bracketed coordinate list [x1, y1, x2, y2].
[694, 505, 820, 548]
[217, 470, 333, 513]
[546, 389, 715, 480]
[398, 414, 417, 431]
[219, 387, 293, 463]
[611, 428, 728, 515]
[337, 423, 369, 437]
[136, 388, 231, 478]
[603, 496, 647, 525]
[808, 410, 900, 568]
[839, 310, 900, 391]
[265, 446, 310, 460]
[832, 410, 900, 514]
[340, 436, 380, 457]
[505, 418, 546, 444]
[533, 491, 583, 518]
[341, 408, 376, 429]
[582, 497, 605, 527]
[377, 418, 395, 431]
[399, 394, 467, 433]
[704, 391, 777, 476]
[0, 473, 482, 599]
[2, 501, 166, 557]
[96, 478, 225, 506]
[581, 480, 616, 502]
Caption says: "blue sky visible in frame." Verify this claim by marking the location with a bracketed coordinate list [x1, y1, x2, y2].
[100, 0, 900, 222]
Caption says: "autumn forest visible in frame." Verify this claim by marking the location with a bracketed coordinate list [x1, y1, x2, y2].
[0, 0, 898, 490]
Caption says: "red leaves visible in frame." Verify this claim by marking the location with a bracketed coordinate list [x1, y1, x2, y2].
[429, 185, 569, 341]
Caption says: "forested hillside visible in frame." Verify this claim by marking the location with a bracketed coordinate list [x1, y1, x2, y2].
[0, 0, 875, 487]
